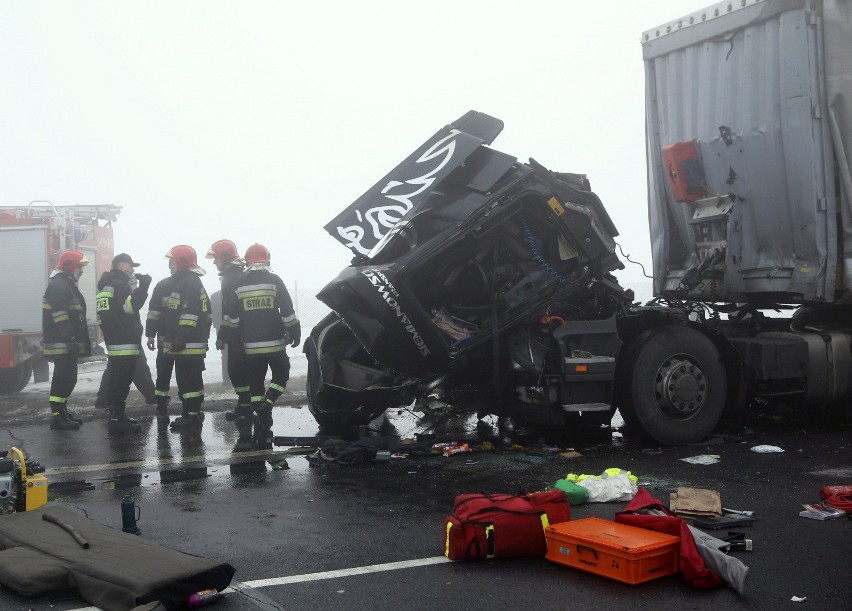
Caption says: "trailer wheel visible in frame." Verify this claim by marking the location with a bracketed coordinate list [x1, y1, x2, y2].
[622, 326, 726, 445]
[0, 361, 33, 395]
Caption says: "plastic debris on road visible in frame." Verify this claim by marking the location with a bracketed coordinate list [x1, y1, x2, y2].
[679, 454, 721, 465]
[750, 445, 784, 453]
[560, 468, 638, 502]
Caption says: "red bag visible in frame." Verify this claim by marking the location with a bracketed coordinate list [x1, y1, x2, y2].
[443, 490, 570, 560]
[615, 487, 724, 589]
[819, 485, 852, 511]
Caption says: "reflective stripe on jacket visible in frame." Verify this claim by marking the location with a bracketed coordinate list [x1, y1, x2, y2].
[154, 269, 212, 358]
[97, 269, 148, 357]
[42, 272, 91, 359]
[234, 270, 297, 356]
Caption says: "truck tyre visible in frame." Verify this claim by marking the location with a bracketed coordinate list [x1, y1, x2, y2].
[305, 338, 375, 439]
[0, 361, 33, 395]
[621, 326, 726, 445]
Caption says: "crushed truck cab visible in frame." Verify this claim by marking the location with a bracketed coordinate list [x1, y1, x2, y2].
[306, 111, 632, 439]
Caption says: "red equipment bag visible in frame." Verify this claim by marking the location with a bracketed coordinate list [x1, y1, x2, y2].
[820, 485, 852, 512]
[616, 487, 724, 589]
[443, 490, 570, 560]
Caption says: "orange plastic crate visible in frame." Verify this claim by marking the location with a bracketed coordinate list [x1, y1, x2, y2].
[545, 517, 679, 585]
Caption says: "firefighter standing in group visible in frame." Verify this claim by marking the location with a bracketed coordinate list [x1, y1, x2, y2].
[146, 245, 212, 433]
[145, 253, 178, 431]
[42, 249, 93, 431]
[95, 253, 152, 434]
[232, 243, 300, 450]
[205, 240, 250, 420]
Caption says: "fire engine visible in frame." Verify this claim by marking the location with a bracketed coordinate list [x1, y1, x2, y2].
[0, 202, 121, 394]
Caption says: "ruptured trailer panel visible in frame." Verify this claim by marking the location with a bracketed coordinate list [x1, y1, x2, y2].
[642, 0, 852, 305]
[630, 0, 852, 443]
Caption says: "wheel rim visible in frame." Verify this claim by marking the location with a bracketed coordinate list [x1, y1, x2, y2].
[654, 355, 707, 420]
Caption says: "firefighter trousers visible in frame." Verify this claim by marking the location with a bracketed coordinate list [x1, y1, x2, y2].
[49, 356, 79, 404]
[97, 352, 156, 406]
[154, 352, 175, 400]
[105, 356, 136, 408]
[175, 358, 205, 414]
[247, 351, 290, 407]
[226, 342, 250, 404]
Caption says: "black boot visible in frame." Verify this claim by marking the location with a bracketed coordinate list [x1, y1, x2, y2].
[49, 401, 80, 431]
[108, 406, 141, 434]
[224, 401, 240, 422]
[225, 392, 251, 421]
[156, 396, 171, 431]
[64, 408, 83, 425]
[232, 404, 255, 452]
[50, 413, 80, 430]
[252, 403, 274, 450]
[170, 408, 204, 432]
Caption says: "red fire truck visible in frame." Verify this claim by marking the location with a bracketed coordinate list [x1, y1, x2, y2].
[0, 202, 121, 394]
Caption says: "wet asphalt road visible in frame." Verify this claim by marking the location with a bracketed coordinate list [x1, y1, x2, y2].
[1, 384, 851, 610]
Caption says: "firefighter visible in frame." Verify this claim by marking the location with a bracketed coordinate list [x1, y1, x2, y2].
[233, 243, 300, 450]
[205, 239, 249, 420]
[145, 255, 178, 431]
[95, 253, 152, 434]
[155, 245, 211, 433]
[42, 249, 92, 430]
[95, 352, 157, 409]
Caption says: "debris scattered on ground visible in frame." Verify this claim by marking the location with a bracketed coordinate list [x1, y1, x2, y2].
[559, 451, 583, 459]
[618, 488, 748, 594]
[307, 436, 402, 466]
[799, 502, 846, 520]
[560, 468, 638, 502]
[692, 513, 755, 530]
[679, 454, 721, 465]
[431, 441, 472, 456]
[444, 443, 472, 457]
[750, 445, 784, 453]
[552, 478, 589, 505]
[722, 507, 755, 518]
[670, 487, 722, 518]
[818, 484, 852, 512]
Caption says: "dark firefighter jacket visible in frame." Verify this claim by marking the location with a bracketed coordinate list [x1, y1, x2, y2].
[234, 269, 300, 356]
[145, 269, 211, 358]
[96, 269, 148, 358]
[41, 272, 92, 359]
[217, 262, 245, 345]
[145, 276, 170, 341]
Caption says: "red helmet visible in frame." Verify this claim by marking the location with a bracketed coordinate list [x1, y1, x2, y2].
[56, 249, 90, 272]
[205, 239, 239, 265]
[244, 243, 271, 265]
[165, 244, 198, 270]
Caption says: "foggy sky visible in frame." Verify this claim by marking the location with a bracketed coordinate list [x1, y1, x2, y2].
[1, 0, 715, 302]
